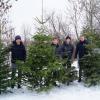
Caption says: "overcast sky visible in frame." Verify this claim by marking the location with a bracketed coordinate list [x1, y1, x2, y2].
[10, 0, 67, 35]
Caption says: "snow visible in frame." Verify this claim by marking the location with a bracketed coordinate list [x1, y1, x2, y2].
[0, 61, 100, 100]
[0, 83, 100, 100]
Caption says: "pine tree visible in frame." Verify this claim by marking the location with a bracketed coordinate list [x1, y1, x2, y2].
[81, 32, 100, 86]
[23, 34, 77, 91]
[81, 47, 100, 86]
[0, 43, 10, 94]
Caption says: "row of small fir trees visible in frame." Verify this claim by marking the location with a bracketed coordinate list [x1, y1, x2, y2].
[0, 32, 100, 94]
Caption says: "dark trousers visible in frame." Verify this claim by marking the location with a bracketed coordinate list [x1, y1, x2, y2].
[78, 59, 83, 82]
[11, 63, 22, 88]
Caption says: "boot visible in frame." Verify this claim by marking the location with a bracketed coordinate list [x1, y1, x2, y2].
[18, 84, 21, 89]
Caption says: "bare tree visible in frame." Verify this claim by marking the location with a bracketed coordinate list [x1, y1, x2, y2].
[33, 10, 71, 39]
[80, 0, 100, 33]
[65, 0, 84, 39]
[22, 24, 32, 47]
[0, 0, 17, 42]
[45, 12, 71, 39]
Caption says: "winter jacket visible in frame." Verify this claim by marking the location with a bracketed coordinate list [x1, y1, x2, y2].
[52, 44, 62, 58]
[10, 41, 26, 63]
[75, 40, 88, 59]
[61, 42, 74, 60]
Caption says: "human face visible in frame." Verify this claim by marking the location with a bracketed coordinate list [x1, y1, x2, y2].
[66, 38, 71, 44]
[80, 36, 85, 42]
[16, 39, 21, 45]
[52, 39, 59, 45]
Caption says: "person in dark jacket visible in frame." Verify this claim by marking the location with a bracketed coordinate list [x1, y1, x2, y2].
[75, 35, 88, 82]
[61, 36, 75, 67]
[10, 35, 26, 89]
[51, 37, 62, 86]
[52, 37, 62, 58]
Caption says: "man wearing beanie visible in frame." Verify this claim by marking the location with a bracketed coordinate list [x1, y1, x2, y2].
[15, 35, 21, 41]
[10, 35, 26, 89]
[61, 36, 75, 67]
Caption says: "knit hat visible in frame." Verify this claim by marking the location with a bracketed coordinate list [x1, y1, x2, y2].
[15, 35, 21, 41]
[66, 36, 71, 40]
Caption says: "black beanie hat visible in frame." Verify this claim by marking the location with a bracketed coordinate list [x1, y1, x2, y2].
[66, 36, 71, 40]
[15, 35, 21, 41]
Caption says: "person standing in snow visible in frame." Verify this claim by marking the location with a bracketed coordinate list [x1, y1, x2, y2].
[9, 35, 26, 89]
[51, 37, 62, 58]
[51, 37, 62, 86]
[61, 36, 75, 67]
[75, 35, 88, 82]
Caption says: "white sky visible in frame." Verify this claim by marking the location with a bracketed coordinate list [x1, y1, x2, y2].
[10, 0, 67, 35]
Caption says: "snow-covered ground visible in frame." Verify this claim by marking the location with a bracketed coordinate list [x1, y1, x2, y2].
[0, 61, 100, 100]
[0, 83, 100, 100]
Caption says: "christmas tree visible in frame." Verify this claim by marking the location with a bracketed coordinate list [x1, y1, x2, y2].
[0, 43, 10, 94]
[81, 32, 100, 86]
[24, 34, 77, 91]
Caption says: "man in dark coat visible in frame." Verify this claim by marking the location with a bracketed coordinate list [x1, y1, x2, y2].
[75, 35, 88, 82]
[10, 35, 26, 88]
[51, 37, 62, 58]
[51, 37, 62, 86]
[61, 36, 75, 67]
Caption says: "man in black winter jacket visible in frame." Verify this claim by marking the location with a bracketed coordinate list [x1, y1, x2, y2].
[11, 40, 26, 63]
[10, 35, 26, 89]
[61, 36, 75, 67]
[75, 35, 88, 82]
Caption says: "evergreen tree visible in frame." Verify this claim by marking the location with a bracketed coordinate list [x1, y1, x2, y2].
[23, 34, 77, 91]
[81, 47, 100, 86]
[81, 32, 100, 86]
[0, 43, 10, 94]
